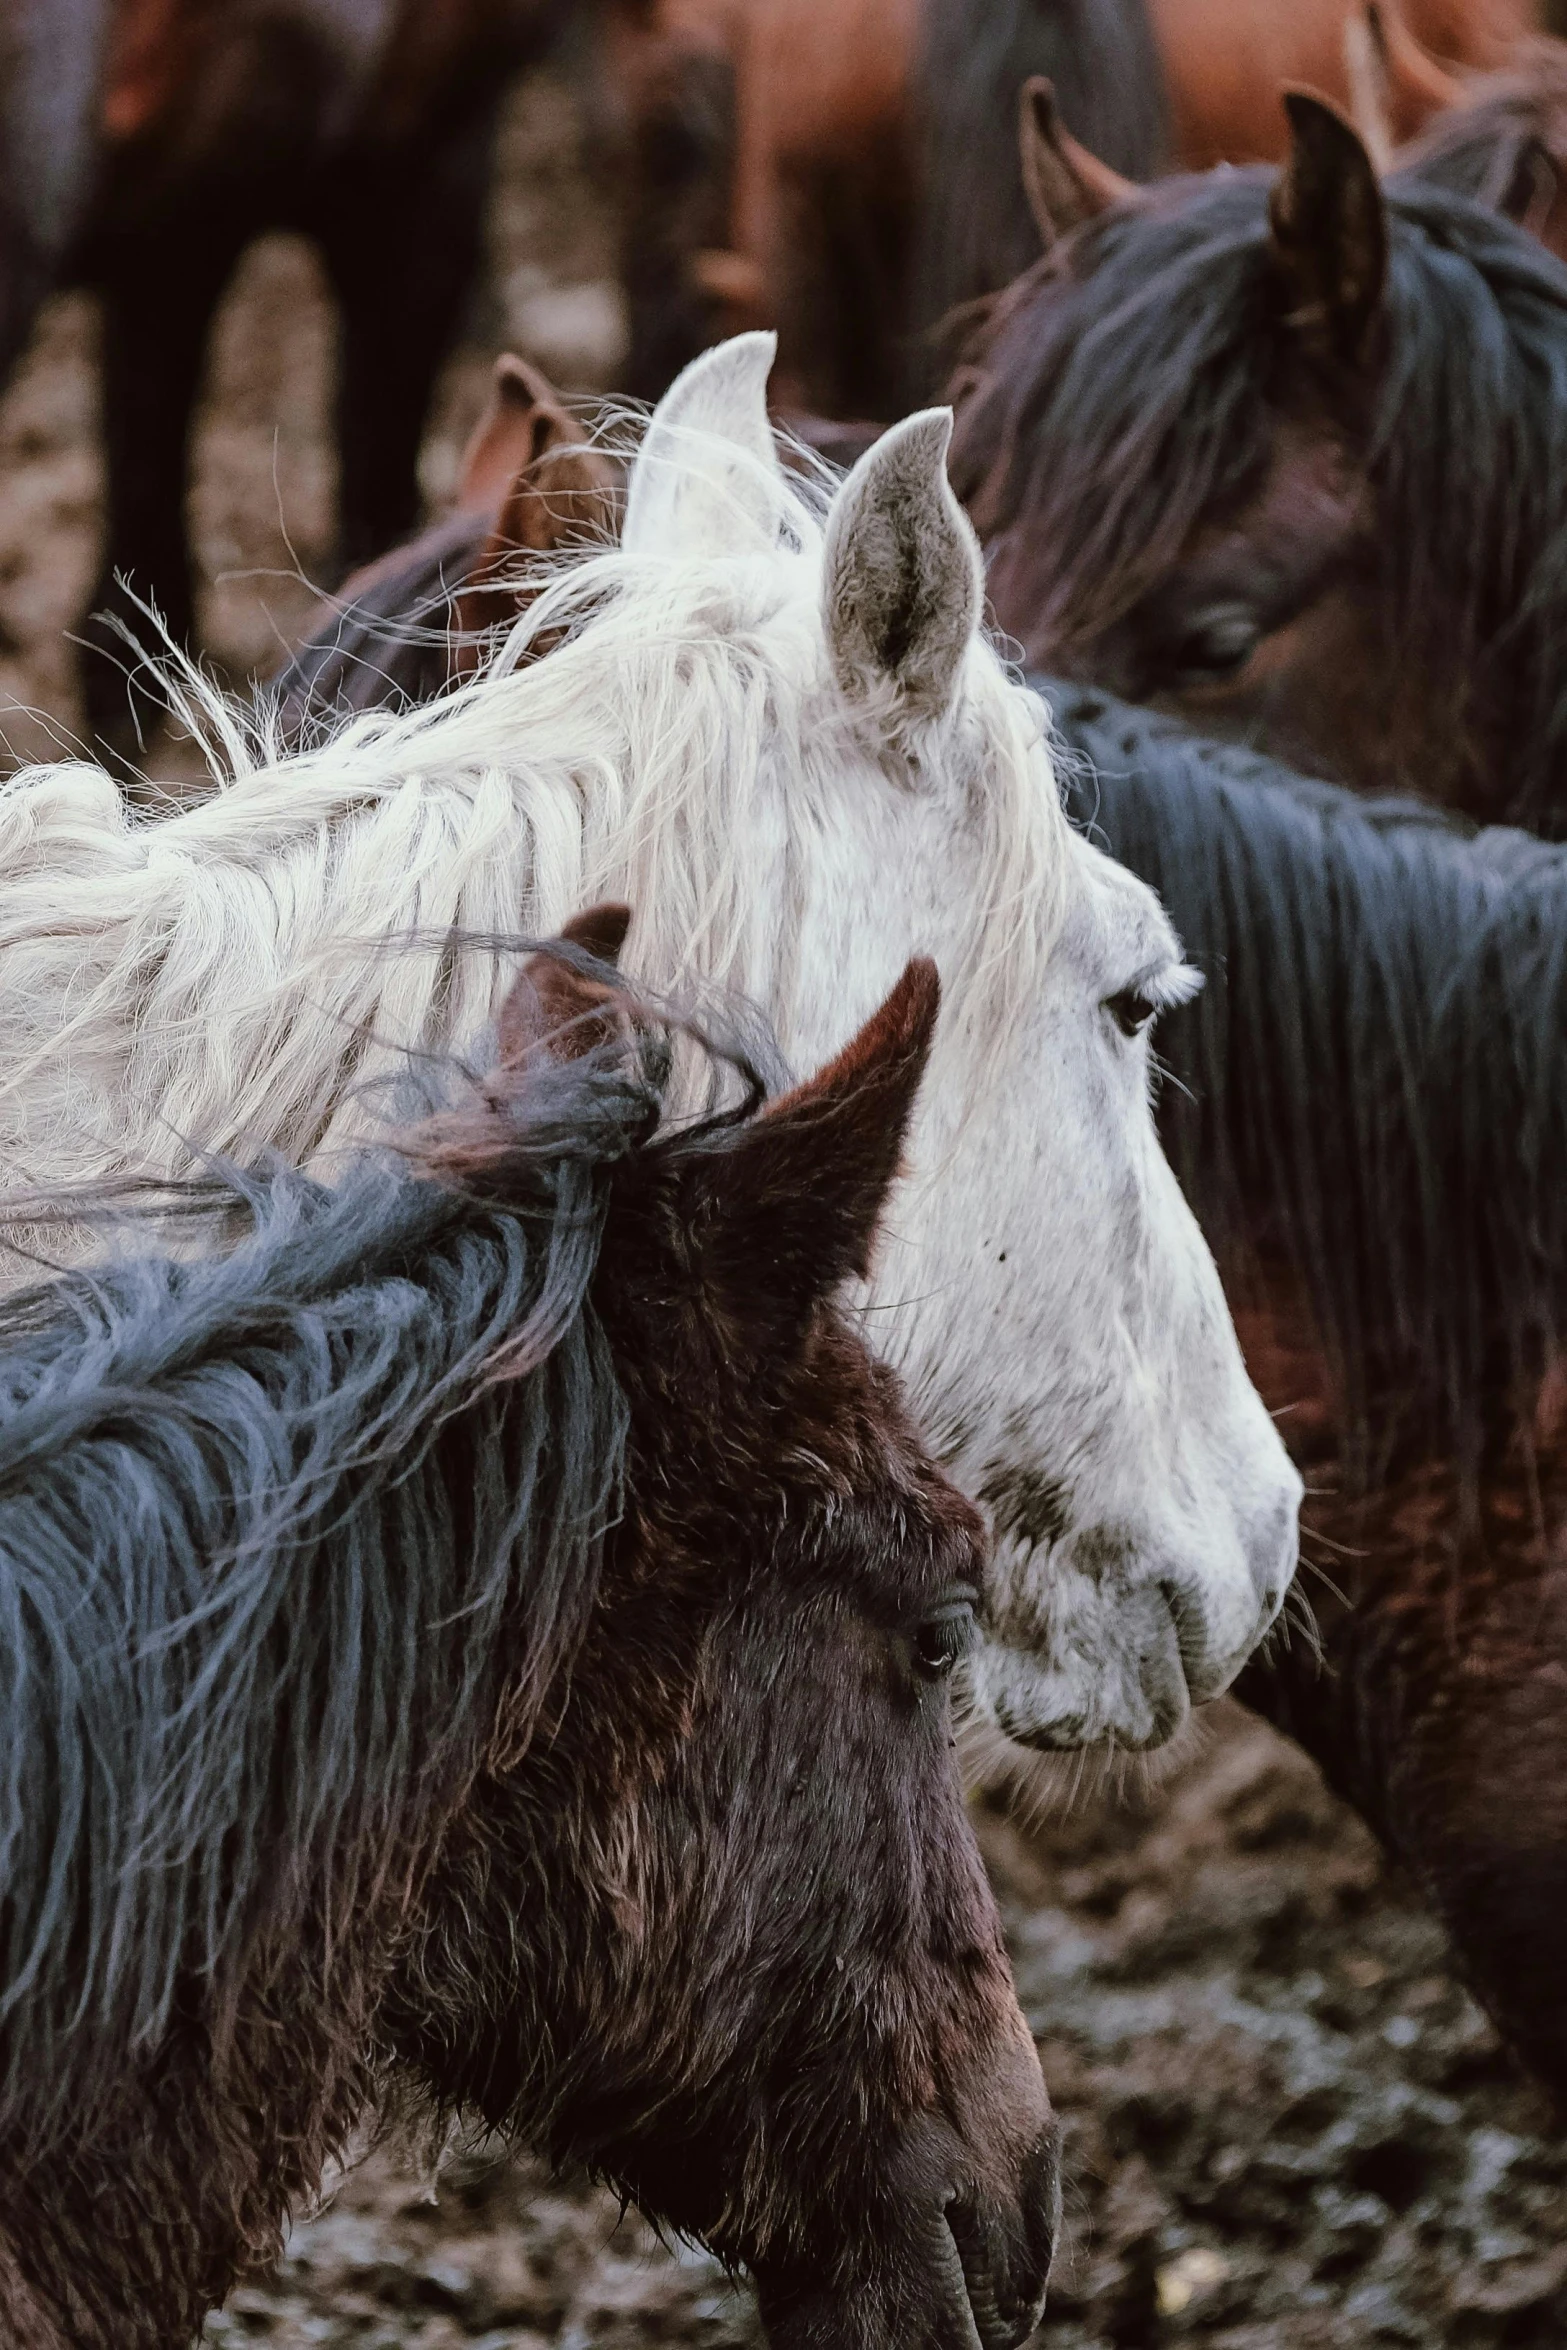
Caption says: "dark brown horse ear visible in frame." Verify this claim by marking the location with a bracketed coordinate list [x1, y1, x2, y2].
[1019, 76, 1137, 250]
[1268, 90, 1387, 368]
[1343, 1, 1463, 170]
[456, 354, 576, 513]
[495, 903, 634, 1067]
[691, 960, 941, 1340]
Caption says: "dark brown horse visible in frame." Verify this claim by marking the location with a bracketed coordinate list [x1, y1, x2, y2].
[1049, 681, 1567, 2104]
[0, 0, 566, 747]
[0, 912, 1057, 2348]
[948, 89, 1567, 833]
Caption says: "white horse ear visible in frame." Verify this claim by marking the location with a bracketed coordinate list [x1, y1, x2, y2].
[621, 331, 783, 554]
[822, 408, 982, 726]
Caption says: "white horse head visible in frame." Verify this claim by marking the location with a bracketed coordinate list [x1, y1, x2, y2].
[0, 332, 1298, 1749]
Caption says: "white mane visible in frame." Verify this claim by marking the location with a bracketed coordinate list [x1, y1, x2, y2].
[0, 414, 1065, 1193]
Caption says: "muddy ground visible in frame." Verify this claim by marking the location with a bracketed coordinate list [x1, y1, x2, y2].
[0, 58, 1563, 2350]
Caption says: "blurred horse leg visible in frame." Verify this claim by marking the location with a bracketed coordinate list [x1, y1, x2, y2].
[78, 213, 245, 753]
[318, 109, 502, 575]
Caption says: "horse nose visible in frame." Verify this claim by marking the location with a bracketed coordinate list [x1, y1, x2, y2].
[946, 2129, 1061, 2350]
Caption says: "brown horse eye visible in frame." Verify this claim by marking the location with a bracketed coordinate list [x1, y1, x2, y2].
[914, 1599, 979, 1680]
[1170, 605, 1262, 680]
[1105, 989, 1158, 1039]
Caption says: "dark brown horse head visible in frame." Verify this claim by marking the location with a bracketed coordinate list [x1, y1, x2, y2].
[396, 923, 1058, 2350]
[949, 87, 1567, 830]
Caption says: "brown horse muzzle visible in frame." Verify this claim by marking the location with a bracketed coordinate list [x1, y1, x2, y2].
[754, 2107, 1060, 2350]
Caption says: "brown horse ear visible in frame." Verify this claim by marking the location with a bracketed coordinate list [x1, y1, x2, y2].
[456, 354, 576, 513]
[1268, 89, 1387, 368]
[450, 357, 619, 677]
[1343, 1, 1463, 168]
[495, 903, 634, 1067]
[692, 960, 940, 1336]
[1019, 76, 1137, 249]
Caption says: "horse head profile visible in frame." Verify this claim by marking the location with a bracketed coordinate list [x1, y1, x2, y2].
[950, 88, 1567, 833]
[0, 330, 1299, 1751]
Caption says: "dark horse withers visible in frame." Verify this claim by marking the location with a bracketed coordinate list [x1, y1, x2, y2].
[0, 915, 1055, 2349]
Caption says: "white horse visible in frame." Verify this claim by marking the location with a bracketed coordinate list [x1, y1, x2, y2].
[0, 333, 1299, 1750]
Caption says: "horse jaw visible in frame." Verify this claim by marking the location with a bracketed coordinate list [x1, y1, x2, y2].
[784, 783, 1301, 1758]
[621, 329, 784, 556]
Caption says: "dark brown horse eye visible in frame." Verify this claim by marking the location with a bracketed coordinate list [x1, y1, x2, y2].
[914, 1598, 979, 1679]
[1169, 605, 1262, 681]
[1105, 989, 1159, 1039]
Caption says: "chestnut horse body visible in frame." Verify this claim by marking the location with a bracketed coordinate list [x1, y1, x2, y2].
[0, 926, 1058, 2347]
[1148, 0, 1532, 170]
[603, 0, 1539, 416]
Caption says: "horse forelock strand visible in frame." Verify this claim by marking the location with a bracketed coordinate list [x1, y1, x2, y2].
[0, 1035, 665, 2154]
[963, 180, 1567, 831]
[0, 414, 1068, 1205]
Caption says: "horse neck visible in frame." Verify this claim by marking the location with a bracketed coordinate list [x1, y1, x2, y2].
[0, 1158, 621, 2152]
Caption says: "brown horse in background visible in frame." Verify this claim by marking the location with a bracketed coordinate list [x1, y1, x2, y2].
[1049, 682, 1567, 2108]
[272, 348, 618, 739]
[602, 0, 1171, 413]
[948, 89, 1567, 832]
[1147, 0, 1532, 170]
[0, 0, 567, 747]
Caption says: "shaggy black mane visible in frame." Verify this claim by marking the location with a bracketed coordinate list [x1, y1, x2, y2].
[1047, 679, 1567, 1490]
[959, 181, 1567, 830]
[0, 979, 762, 2158]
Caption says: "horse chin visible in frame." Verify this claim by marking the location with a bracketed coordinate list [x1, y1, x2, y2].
[755, 2176, 1055, 2350]
[756, 2230, 1037, 2350]
[939, 2198, 1050, 2350]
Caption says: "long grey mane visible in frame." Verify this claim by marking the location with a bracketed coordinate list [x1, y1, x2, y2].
[1047, 680, 1567, 1492]
[0, 1028, 662, 2154]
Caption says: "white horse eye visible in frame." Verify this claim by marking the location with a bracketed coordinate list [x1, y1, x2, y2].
[1105, 988, 1159, 1038]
